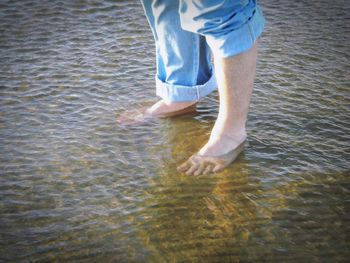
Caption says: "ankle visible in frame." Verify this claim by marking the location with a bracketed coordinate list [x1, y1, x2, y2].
[223, 131, 247, 142]
[210, 129, 247, 143]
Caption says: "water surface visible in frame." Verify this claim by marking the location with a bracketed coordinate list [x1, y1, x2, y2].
[0, 0, 349, 262]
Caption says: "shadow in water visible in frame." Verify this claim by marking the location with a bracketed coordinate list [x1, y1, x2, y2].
[128, 118, 349, 262]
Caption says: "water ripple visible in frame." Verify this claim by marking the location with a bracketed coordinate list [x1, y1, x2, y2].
[0, 0, 349, 262]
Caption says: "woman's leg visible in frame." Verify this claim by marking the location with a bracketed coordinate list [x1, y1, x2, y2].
[178, 0, 265, 175]
[137, 0, 217, 115]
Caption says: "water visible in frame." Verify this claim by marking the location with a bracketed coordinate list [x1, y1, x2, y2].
[0, 0, 349, 262]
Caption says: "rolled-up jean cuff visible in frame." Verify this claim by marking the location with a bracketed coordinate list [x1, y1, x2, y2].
[206, 6, 265, 58]
[156, 74, 217, 103]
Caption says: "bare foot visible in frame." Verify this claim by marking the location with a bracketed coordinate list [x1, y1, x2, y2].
[177, 133, 246, 175]
[117, 100, 197, 126]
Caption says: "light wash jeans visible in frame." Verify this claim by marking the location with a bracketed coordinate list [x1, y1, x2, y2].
[140, 0, 265, 102]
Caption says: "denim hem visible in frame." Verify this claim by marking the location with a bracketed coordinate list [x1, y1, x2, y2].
[205, 6, 265, 58]
[155, 74, 217, 103]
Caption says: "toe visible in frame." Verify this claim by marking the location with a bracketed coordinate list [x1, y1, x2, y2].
[185, 163, 199, 176]
[116, 114, 127, 124]
[193, 164, 206, 176]
[177, 160, 191, 172]
[203, 164, 214, 175]
[213, 164, 225, 173]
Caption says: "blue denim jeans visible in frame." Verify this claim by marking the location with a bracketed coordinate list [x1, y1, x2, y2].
[140, 0, 265, 103]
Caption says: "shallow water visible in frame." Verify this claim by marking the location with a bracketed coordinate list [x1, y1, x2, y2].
[0, 0, 349, 262]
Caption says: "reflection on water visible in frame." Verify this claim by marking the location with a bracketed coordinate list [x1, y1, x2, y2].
[0, 0, 349, 262]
